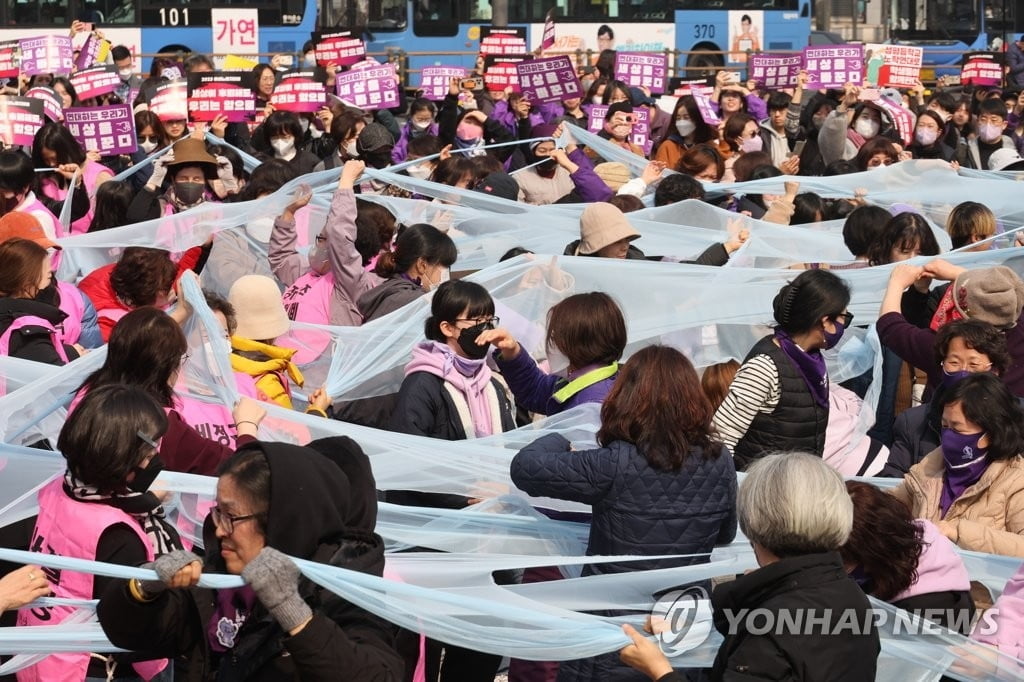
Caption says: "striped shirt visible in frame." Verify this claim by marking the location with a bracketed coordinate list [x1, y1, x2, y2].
[713, 354, 782, 449]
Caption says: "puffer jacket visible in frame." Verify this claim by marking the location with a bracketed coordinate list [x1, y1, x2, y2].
[511, 433, 737, 575]
[890, 449, 1024, 557]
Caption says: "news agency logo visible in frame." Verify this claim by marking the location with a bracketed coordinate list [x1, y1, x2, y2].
[651, 586, 713, 655]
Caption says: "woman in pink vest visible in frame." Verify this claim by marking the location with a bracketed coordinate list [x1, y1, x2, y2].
[33, 122, 114, 236]
[0, 149, 78, 241]
[96, 438, 407, 681]
[17, 384, 176, 682]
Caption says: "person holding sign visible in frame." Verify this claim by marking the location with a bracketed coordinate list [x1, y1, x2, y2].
[818, 83, 897, 166]
[439, 78, 518, 162]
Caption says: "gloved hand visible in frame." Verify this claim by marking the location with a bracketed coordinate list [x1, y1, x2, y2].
[139, 548, 202, 593]
[148, 151, 172, 190]
[241, 546, 312, 632]
[215, 155, 238, 194]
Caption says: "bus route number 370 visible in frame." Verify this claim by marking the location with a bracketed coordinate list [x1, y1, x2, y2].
[693, 24, 716, 39]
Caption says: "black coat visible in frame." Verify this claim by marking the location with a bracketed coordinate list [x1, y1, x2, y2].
[711, 552, 880, 681]
[562, 240, 730, 266]
[0, 297, 78, 365]
[388, 371, 516, 442]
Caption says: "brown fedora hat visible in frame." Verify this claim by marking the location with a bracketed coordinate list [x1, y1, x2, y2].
[167, 138, 218, 168]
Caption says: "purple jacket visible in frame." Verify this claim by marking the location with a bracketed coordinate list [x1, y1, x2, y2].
[891, 520, 971, 601]
[492, 100, 545, 135]
[566, 147, 613, 202]
[494, 348, 618, 416]
[391, 121, 439, 164]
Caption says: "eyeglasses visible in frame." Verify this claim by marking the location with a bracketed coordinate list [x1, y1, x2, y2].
[942, 359, 993, 372]
[454, 316, 499, 328]
[210, 505, 258, 534]
[833, 312, 855, 326]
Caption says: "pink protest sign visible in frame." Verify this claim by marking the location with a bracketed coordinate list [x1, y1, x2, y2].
[313, 31, 366, 68]
[877, 100, 916, 146]
[24, 86, 62, 122]
[802, 45, 864, 89]
[873, 45, 923, 88]
[334, 64, 399, 110]
[420, 66, 467, 101]
[19, 35, 73, 76]
[672, 79, 714, 98]
[70, 65, 120, 100]
[271, 69, 327, 112]
[540, 10, 556, 51]
[961, 52, 1002, 86]
[151, 81, 188, 122]
[187, 72, 256, 123]
[480, 26, 528, 56]
[588, 104, 652, 155]
[64, 105, 137, 155]
[749, 54, 801, 89]
[483, 56, 523, 92]
[0, 41, 18, 79]
[0, 97, 44, 146]
[615, 52, 668, 94]
[515, 56, 582, 104]
[692, 93, 722, 126]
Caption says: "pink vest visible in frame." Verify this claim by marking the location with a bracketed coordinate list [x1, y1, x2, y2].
[281, 271, 333, 365]
[0, 316, 69, 395]
[18, 195, 64, 240]
[54, 280, 85, 346]
[41, 162, 111, 235]
[16, 479, 168, 682]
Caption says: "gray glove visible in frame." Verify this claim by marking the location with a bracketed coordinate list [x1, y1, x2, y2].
[241, 546, 312, 632]
[139, 548, 202, 593]
[148, 152, 171, 189]
[215, 155, 238, 194]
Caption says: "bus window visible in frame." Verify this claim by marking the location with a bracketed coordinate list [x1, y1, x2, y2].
[9, 0, 69, 24]
[411, 0, 456, 35]
[325, 0, 406, 30]
[95, 0, 137, 23]
[892, 0, 978, 37]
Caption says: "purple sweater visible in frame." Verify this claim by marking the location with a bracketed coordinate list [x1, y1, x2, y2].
[495, 348, 617, 415]
[391, 121, 439, 164]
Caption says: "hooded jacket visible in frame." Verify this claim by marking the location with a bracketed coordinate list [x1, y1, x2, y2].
[97, 438, 405, 682]
[0, 296, 79, 365]
[357, 277, 427, 323]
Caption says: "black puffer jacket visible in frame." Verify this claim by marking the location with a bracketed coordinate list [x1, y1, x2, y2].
[0, 296, 79, 365]
[97, 439, 405, 682]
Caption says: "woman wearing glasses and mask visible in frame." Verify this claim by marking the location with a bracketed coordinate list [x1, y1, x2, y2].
[17, 385, 179, 681]
[97, 439, 406, 681]
[713, 269, 852, 470]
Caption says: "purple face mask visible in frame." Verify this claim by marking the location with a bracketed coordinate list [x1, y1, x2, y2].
[823, 320, 845, 350]
[940, 428, 987, 469]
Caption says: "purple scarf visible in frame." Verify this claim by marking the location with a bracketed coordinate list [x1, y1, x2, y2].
[405, 341, 495, 438]
[939, 429, 990, 516]
[774, 329, 829, 408]
[207, 586, 257, 652]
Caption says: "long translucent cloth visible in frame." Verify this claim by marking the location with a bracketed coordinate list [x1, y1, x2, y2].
[6, 159, 1024, 678]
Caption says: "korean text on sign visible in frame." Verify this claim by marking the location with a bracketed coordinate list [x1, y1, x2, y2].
[420, 66, 467, 101]
[271, 71, 327, 113]
[188, 85, 256, 122]
[480, 27, 528, 56]
[483, 58, 522, 92]
[70, 65, 121, 101]
[614, 53, 668, 94]
[151, 81, 188, 122]
[802, 45, 864, 89]
[588, 104, 652, 155]
[314, 33, 366, 68]
[749, 54, 802, 89]
[515, 56, 582, 104]
[335, 64, 399, 111]
[19, 35, 73, 76]
[212, 9, 260, 56]
[0, 97, 44, 146]
[0, 41, 17, 79]
[64, 105, 137, 155]
[961, 54, 1002, 86]
[877, 45, 922, 88]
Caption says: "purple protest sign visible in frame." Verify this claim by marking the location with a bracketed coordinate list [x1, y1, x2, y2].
[588, 104, 652, 155]
[70, 65, 120, 101]
[64, 105, 137, 155]
[24, 86, 63, 122]
[614, 52, 668, 94]
[419, 66, 466, 101]
[876, 99, 916, 146]
[515, 56, 582, 104]
[803, 45, 864, 89]
[0, 97, 44, 146]
[692, 93, 722, 126]
[74, 35, 103, 71]
[540, 9, 555, 51]
[334, 64, 399, 111]
[749, 54, 802, 89]
[19, 35, 73, 76]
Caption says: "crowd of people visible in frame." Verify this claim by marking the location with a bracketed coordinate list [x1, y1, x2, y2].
[4, 24, 1024, 682]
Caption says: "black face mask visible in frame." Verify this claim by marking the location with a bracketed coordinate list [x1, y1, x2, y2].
[457, 321, 493, 360]
[535, 157, 558, 178]
[128, 454, 164, 494]
[173, 181, 205, 206]
[362, 150, 392, 170]
[1, 192, 24, 214]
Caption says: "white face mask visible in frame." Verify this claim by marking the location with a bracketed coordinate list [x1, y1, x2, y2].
[675, 119, 696, 137]
[411, 119, 432, 131]
[547, 344, 570, 374]
[344, 140, 358, 157]
[119, 68, 133, 81]
[308, 240, 330, 275]
[245, 216, 275, 243]
[271, 137, 295, 157]
[406, 163, 433, 180]
[592, 95, 603, 105]
[854, 117, 880, 139]
[139, 139, 158, 154]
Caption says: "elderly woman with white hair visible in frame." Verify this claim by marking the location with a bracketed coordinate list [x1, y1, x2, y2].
[620, 453, 880, 682]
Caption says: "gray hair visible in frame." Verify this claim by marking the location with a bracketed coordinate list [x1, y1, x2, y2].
[738, 453, 853, 558]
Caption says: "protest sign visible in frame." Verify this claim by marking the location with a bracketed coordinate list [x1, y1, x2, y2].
[803, 45, 864, 89]
[69, 65, 120, 101]
[615, 52, 668, 94]
[271, 69, 328, 112]
[150, 80, 188, 122]
[212, 9, 259, 56]
[0, 41, 18, 79]
[693, 92, 722, 126]
[540, 9, 556, 51]
[748, 54, 801, 89]
[73, 34, 110, 71]
[864, 44, 922, 88]
[480, 26, 528, 56]
[961, 52, 1003, 86]
[313, 31, 366, 67]
[19, 35, 73, 76]
[24, 86, 62, 122]
[588, 104, 652, 155]
[0, 97, 44, 146]
[64, 104, 137, 155]
[187, 72, 256, 122]
[515, 56, 582, 104]
[483, 56, 523, 92]
[420, 66, 467, 101]
[334, 63, 399, 110]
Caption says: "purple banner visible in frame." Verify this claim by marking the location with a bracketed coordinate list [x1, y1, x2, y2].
[587, 104, 652, 156]
[515, 56, 582, 104]
[614, 52, 668, 94]
[19, 35, 73, 76]
[540, 10, 555, 51]
[419, 66, 467, 101]
[69, 65, 120, 101]
[802, 45, 864, 89]
[334, 64, 399, 111]
[692, 93, 721, 126]
[24, 86, 62, 122]
[74, 35, 102, 71]
[0, 97, 44, 146]
[64, 104, 137, 155]
[748, 54, 802, 89]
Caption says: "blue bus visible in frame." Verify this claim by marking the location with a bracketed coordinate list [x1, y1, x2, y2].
[888, 0, 1024, 74]
[325, 0, 812, 81]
